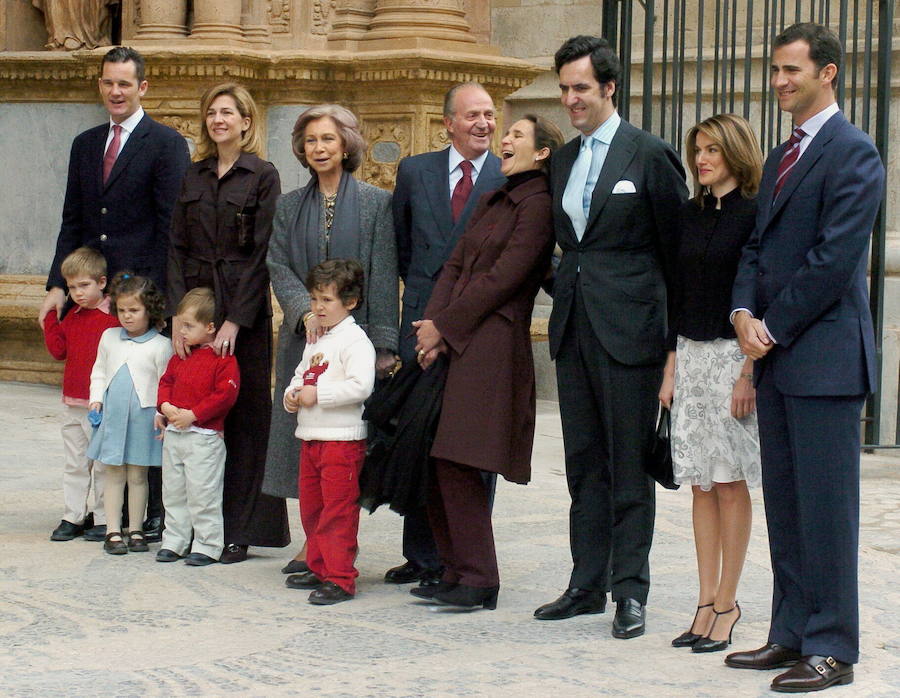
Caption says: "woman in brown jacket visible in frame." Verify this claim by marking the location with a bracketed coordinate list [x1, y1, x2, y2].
[167, 83, 290, 563]
[413, 114, 564, 609]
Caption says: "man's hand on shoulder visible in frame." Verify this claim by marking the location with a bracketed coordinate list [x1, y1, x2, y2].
[38, 287, 66, 325]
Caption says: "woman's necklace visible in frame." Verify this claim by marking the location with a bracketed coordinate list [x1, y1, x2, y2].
[321, 188, 338, 258]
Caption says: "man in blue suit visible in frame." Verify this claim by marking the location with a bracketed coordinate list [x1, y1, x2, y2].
[387, 82, 505, 588]
[727, 23, 884, 693]
[39, 47, 190, 543]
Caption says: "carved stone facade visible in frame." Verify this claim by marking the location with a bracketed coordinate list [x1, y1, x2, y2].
[0, 0, 538, 387]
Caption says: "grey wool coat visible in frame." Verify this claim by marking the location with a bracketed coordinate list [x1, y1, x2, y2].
[262, 178, 399, 498]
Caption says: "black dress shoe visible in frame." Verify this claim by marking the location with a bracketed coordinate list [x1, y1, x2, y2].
[281, 559, 309, 575]
[83, 524, 107, 542]
[285, 570, 323, 589]
[219, 543, 248, 564]
[725, 643, 801, 670]
[127, 531, 149, 552]
[384, 561, 430, 584]
[672, 603, 713, 647]
[184, 552, 218, 566]
[692, 603, 741, 653]
[410, 580, 457, 599]
[143, 516, 163, 543]
[534, 588, 607, 620]
[433, 584, 499, 610]
[156, 549, 182, 562]
[308, 581, 353, 605]
[103, 531, 128, 555]
[612, 598, 646, 639]
[770, 655, 853, 693]
[50, 519, 85, 541]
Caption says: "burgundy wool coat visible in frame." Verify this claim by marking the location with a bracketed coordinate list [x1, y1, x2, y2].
[425, 171, 554, 485]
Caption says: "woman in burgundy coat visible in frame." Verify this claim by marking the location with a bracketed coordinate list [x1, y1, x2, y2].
[413, 114, 564, 610]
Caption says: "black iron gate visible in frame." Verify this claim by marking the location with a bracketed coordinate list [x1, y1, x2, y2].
[600, 0, 896, 447]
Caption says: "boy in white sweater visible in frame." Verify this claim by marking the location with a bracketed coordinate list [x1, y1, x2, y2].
[283, 259, 375, 605]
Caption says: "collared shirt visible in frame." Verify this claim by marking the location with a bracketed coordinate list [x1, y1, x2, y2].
[794, 102, 839, 160]
[728, 102, 840, 344]
[448, 145, 490, 200]
[103, 106, 144, 157]
[562, 111, 621, 239]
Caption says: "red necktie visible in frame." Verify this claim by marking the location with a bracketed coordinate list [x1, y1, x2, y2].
[451, 160, 474, 223]
[102, 124, 122, 184]
[772, 127, 806, 200]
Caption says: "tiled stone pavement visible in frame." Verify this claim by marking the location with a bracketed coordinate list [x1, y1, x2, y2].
[2, 381, 898, 697]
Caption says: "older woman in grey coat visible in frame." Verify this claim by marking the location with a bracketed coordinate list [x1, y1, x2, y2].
[263, 104, 399, 573]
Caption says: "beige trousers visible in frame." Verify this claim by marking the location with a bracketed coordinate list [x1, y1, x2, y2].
[161, 430, 226, 559]
[60, 404, 105, 525]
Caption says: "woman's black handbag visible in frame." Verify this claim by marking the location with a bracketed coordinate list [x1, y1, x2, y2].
[646, 407, 679, 490]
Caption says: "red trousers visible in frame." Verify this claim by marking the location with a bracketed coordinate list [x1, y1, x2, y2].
[298, 439, 366, 594]
[427, 458, 499, 588]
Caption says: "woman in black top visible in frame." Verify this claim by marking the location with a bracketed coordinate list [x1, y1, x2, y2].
[659, 114, 763, 653]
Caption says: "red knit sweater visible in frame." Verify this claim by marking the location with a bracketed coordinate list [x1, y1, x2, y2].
[42, 301, 119, 403]
[157, 346, 240, 432]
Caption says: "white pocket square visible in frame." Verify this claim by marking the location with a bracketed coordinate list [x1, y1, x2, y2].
[612, 180, 636, 194]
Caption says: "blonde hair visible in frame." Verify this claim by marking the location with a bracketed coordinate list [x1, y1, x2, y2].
[291, 105, 367, 173]
[194, 83, 263, 161]
[61, 246, 106, 282]
[177, 287, 216, 326]
[685, 113, 763, 204]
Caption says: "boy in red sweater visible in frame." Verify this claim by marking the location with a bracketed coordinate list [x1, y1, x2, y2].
[155, 288, 240, 566]
[43, 247, 119, 542]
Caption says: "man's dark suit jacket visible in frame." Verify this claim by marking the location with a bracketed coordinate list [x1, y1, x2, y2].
[394, 147, 505, 360]
[732, 111, 883, 395]
[47, 112, 190, 292]
[547, 120, 687, 364]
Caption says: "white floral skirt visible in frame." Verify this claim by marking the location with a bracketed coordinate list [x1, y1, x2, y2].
[671, 336, 761, 491]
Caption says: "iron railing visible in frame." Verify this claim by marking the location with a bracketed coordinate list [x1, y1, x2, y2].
[600, 0, 895, 447]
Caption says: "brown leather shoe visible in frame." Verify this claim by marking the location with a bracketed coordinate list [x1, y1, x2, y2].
[770, 655, 853, 693]
[725, 643, 801, 670]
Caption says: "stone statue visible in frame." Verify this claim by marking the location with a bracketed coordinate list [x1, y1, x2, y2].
[32, 0, 118, 51]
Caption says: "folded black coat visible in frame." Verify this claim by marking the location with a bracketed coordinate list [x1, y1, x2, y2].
[358, 354, 448, 515]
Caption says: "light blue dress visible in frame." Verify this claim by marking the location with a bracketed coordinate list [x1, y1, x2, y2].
[87, 329, 163, 467]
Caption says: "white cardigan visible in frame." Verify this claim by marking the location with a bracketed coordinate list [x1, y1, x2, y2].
[284, 316, 375, 442]
[90, 328, 173, 408]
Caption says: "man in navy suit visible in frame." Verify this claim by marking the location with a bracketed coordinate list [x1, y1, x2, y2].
[39, 46, 190, 542]
[387, 82, 505, 589]
[727, 23, 884, 693]
[533, 36, 687, 637]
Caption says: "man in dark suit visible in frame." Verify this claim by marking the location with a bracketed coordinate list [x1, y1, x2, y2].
[39, 46, 190, 542]
[533, 36, 687, 637]
[387, 82, 505, 588]
[726, 24, 884, 693]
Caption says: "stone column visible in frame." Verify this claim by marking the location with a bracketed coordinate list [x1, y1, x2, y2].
[190, 0, 244, 42]
[366, 0, 475, 44]
[329, 0, 377, 42]
[133, 0, 189, 40]
[241, 0, 271, 44]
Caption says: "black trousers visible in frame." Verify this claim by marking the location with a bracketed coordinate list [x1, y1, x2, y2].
[756, 366, 863, 664]
[555, 286, 659, 603]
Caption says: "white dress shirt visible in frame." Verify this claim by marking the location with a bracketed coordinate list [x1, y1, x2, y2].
[103, 106, 145, 158]
[448, 145, 490, 200]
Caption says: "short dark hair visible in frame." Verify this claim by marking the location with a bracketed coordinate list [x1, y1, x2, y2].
[305, 259, 365, 307]
[108, 271, 167, 331]
[101, 46, 145, 83]
[554, 35, 621, 107]
[774, 22, 842, 87]
[519, 114, 565, 174]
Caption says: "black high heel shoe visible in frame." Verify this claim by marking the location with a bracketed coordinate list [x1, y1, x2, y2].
[692, 602, 741, 653]
[672, 602, 714, 647]
[432, 584, 499, 610]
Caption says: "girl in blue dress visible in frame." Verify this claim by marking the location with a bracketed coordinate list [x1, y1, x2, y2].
[88, 273, 172, 555]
